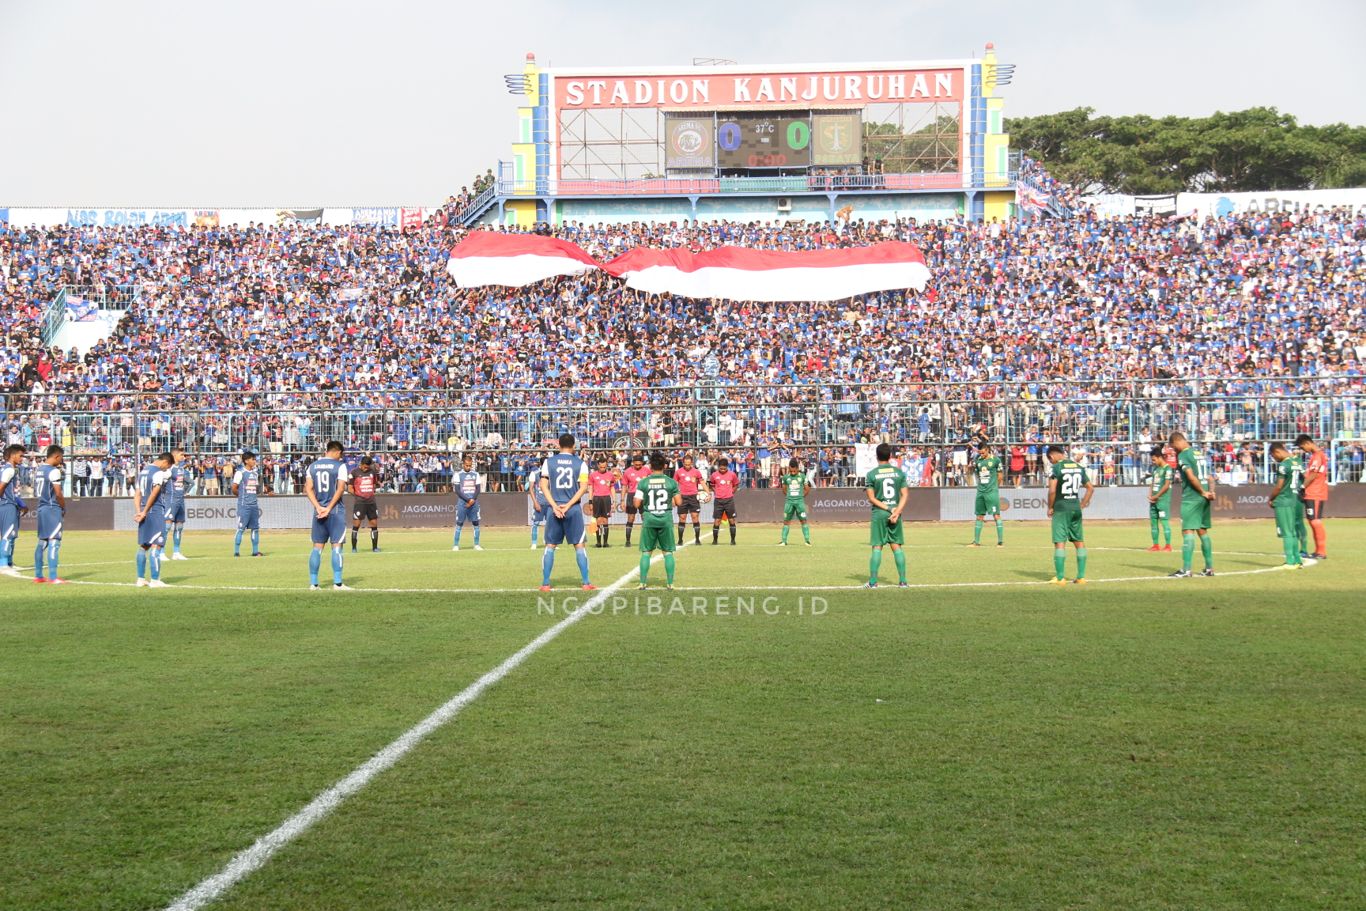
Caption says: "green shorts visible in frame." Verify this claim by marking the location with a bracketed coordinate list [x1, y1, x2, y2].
[783, 500, 808, 522]
[1181, 496, 1212, 531]
[1051, 508, 1084, 544]
[1149, 502, 1170, 521]
[974, 492, 1000, 517]
[1273, 504, 1301, 544]
[638, 522, 676, 553]
[870, 511, 904, 547]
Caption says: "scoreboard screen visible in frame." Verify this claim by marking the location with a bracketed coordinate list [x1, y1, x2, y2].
[716, 112, 811, 169]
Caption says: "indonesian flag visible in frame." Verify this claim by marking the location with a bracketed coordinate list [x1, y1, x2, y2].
[446, 232, 931, 300]
[603, 242, 930, 301]
[446, 232, 600, 288]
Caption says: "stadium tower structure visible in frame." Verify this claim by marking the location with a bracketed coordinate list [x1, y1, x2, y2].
[460, 44, 1016, 227]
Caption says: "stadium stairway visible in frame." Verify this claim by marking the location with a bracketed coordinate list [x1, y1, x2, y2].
[52, 308, 120, 356]
[455, 185, 499, 226]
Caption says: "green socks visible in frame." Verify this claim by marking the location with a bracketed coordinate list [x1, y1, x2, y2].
[1053, 550, 1066, 580]
[1076, 548, 1087, 579]
[1150, 517, 1160, 546]
[781, 525, 789, 543]
[1200, 534, 1213, 570]
[974, 520, 983, 544]
[1281, 528, 1300, 565]
[1163, 521, 1171, 545]
[802, 524, 810, 544]
[664, 554, 675, 584]
[1182, 535, 1195, 571]
[639, 554, 651, 585]
[869, 548, 882, 584]
[995, 519, 1004, 544]
[892, 549, 906, 584]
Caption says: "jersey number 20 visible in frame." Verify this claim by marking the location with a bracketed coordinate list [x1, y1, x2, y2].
[1061, 471, 1082, 498]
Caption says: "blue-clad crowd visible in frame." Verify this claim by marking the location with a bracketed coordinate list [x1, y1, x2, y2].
[3, 205, 1361, 403]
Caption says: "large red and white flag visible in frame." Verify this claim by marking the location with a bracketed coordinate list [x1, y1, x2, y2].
[446, 232, 600, 288]
[603, 242, 930, 301]
[447, 232, 931, 300]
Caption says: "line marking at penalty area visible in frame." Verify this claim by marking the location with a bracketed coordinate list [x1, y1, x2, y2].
[161, 543, 687, 911]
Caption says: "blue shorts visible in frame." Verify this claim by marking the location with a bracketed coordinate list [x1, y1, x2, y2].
[138, 513, 167, 548]
[0, 503, 18, 541]
[37, 505, 64, 541]
[312, 510, 347, 545]
[457, 500, 481, 525]
[169, 500, 187, 524]
[545, 506, 586, 546]
[237, 505, 260, 531]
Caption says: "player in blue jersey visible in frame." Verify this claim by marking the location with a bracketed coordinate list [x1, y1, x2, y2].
[0, 444, 27, 578]
[32, 445, 68, 584]
[232, 451, 264, 557]
[526, 459, 548, 549]
[305, 440, 351, 591]
[537, 433, 594, 592]
[133, 451, 174, 588]
[168, 446, 192, 560]
[451, 454, 483, 551]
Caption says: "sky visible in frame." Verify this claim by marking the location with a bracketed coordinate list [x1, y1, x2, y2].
[1, 0, 1361, 207]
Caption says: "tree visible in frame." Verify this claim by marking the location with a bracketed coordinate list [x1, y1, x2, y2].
[1006, 107, 1366, 193]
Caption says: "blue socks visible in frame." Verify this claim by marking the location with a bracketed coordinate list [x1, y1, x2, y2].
[473, 525, 481, 546]
[136, 549, 147, 580]
[531, 524, 539, 546]
[454, 525, 462, 547]
[46, 541, 59, 580]
[251, 528, 260, 555]
[173, 524, 183, 554]
[309, 549, 322, 585]
[331, 546, 343, 585]
[234, 528, 244, 556]
[34, 541, 45, 580]
[540, 546, 591, 586]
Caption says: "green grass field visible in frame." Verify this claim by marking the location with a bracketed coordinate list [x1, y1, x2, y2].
[2, 519, 1363, 910]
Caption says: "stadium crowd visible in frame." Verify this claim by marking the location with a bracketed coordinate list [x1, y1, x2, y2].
[2, 199, 1363, 486]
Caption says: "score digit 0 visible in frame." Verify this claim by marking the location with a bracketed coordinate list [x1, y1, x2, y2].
[718, 122, 742, 152]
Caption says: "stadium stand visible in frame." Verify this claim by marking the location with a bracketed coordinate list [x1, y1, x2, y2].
[2, 200, 1363, 492]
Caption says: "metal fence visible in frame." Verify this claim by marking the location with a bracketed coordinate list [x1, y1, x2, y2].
[5, 378, 1364, 489]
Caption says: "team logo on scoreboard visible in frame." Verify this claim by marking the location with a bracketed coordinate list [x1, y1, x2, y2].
[811, 113, 862, 166]
[665, 115, 715, 169]
[673, 121, 706, 155]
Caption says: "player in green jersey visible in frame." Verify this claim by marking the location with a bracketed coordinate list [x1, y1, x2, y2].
[1292, 450, 1311, 562]
[1168, 431, 1215, 577]
[1268, 443, 1307, 569]
[778, 458, 812, 546]
[1046, 445, 1094, 585]
[1146, 445, 1173, 551]
[863, 443, 909, 588]
[967, 443, 1005, 547]
[633, 453, 682, 589]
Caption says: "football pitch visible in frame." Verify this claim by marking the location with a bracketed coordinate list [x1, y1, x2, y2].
[3, 520, 1363, 910]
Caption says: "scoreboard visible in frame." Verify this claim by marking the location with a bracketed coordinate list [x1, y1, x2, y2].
[716, 113, 811, 169]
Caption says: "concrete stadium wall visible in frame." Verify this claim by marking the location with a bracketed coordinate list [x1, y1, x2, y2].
[45, 486, 1366, 531]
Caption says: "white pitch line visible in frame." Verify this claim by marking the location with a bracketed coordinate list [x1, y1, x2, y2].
[161, 542, 687, 911]
[23, 561, 1301, 596]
